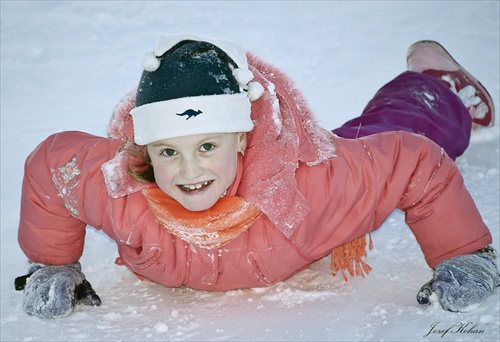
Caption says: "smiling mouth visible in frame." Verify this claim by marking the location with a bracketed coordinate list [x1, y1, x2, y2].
[179, 180, 213, 192]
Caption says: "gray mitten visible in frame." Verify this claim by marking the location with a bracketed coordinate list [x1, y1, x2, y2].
[19, 261, 101, 319]
[417, 246, 499, 312]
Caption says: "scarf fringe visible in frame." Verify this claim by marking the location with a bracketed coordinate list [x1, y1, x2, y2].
[331, 234, 373, 281]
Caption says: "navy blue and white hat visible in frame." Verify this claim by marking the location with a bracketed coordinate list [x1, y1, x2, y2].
[130, 34, 264, 146]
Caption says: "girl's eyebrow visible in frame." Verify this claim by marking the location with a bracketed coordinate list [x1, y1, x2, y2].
[149, 141, 172, 148]
[149, 134, 223, 148]
[197, 134, 223, 143]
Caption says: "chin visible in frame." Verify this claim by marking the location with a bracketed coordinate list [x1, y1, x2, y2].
[178, 195, 220, 212]
[182, 201, 217, 212]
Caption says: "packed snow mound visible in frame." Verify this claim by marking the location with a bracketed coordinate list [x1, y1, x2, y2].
[1, 1, 498, 341]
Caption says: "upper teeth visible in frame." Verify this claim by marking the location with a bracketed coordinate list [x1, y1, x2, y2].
[182, 181, 210, 190]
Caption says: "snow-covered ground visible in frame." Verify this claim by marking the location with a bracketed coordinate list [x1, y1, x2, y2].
[1, 1, 499, 341]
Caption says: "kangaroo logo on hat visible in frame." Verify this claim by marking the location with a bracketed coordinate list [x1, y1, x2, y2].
[176, 109, 203, 120]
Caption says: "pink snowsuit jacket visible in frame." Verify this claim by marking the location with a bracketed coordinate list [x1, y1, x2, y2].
[18, 54, 492, 290]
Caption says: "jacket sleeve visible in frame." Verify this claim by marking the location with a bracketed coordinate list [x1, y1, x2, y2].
[18, 131, 190, 287]
[17, 131, 117, 264]
[294, 131, 492, 268]
[353, 131, 492, 267]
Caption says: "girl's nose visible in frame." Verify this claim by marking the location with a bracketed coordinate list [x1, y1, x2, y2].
[180, 156, 203, 179]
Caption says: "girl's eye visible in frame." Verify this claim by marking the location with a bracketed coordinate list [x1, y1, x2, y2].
[200, 143, 215, 152]
[161, 148, 177, 157]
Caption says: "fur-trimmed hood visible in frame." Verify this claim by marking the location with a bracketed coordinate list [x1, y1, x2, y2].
[103, 52, 336, 238]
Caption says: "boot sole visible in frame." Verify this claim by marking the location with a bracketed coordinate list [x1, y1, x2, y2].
[407, 40, 495, 128]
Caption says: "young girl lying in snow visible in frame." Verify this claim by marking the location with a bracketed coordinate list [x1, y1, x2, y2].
[16, 34, 499, 319]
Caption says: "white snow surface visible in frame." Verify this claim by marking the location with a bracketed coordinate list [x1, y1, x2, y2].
[1, 1, 499, 341]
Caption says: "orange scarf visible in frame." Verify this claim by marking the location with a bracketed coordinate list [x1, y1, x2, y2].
[143, 187, 372, 280]
[331, 233, 373, 281]
[142, 188, 262, 249]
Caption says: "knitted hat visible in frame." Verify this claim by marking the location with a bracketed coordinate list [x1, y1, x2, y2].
[130, 34, 264, 145]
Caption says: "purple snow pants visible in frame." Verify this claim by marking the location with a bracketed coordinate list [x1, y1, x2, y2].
[332, 71, 472, 160]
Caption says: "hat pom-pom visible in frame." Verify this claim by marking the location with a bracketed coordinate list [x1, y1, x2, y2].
[142, 51, 161, 72]
[247, 81, 264, 101]
[233, 68, 254, 88]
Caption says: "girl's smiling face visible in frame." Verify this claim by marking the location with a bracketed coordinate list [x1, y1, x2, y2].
[147, 133, 246, 211]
